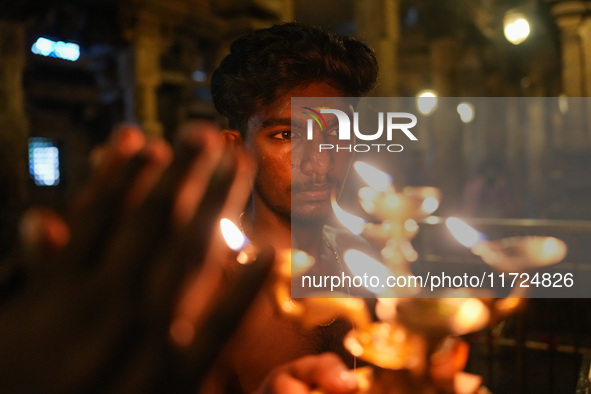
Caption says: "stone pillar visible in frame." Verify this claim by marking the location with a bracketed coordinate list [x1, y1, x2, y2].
[431, 99, 464, 214]
[550, 1, 591, 150]
[579, 17, 591, 96]
[0, 20, 28, 258]
[428, 36, 462, 211]
[123, 10, 170, 137]
[429, 37, 459, 97]
[550, 0, 587, 96]
[355, 0, 400, 96]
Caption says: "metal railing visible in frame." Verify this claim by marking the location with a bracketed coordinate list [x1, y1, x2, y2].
[414, 217, 591, 393]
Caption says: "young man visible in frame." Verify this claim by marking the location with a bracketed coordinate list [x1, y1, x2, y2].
[208, 22, 379, 392]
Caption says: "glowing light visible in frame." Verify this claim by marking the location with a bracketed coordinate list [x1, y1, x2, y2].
[504, 12, 530, 45]
[344, 250, 393, 294]
[404, 219, 419, 233]
[421, 196, 439, 214]
[446, 217, 485, 248]
[192, 70, 207, 82]
[452, 298, 490, 335]
[31, 37, 80, 61]
[424, 215, 440, 225]
[353, 161, 393, 192]
[495, 297, 523, 314]
[292, 250, 315, 274]
[542, 237, 560, 258]
[416, 90, 438, 116]
[220, 218, 249, 251]
[344, 336, 364, 357]
[457, 102, 475, 123]
[28, 137, 60, 186]
[332, 197, 367, 235]
[532, 237, 567, 266]
[558, 94, 568, 115]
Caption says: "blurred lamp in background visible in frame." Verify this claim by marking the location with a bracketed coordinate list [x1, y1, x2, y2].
[503, 11, 530, 45]
[457, 102, 475, 123]
[28, 137, 61, 186]
[31, 37, 80, 61]
[416, 89, 438, 116]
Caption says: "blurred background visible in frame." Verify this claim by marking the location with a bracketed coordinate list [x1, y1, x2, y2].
[1, 0, 591, 392]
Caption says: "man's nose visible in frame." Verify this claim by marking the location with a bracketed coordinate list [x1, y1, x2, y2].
[300, 138, 332, 177]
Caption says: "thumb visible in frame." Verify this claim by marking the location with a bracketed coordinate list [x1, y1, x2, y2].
[19, 207, 70, 264]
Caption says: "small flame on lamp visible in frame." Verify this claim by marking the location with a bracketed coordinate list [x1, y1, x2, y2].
[422, 196, 439, 214]
[541, 237, 563, 261]
[404, 219, 419, 233]
[220, 218, 249, 251]
[291, 249, 315, 275]
[451, 298, 489, 335]
[353, 161, 393, 192]
[446, 217, 486, 248]
[344, 250, 394, 295]
[332, 196, 367, 235]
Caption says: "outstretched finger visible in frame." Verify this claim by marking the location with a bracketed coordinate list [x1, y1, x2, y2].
[95, 128, 219, 286]
[19, 207, 70, 264]
[256, 353, 359, 394]
[74, 125, 146, 214]
[60, 151, 152, 271]
[147, 148, 239, 312]
[164, 247, 274, 394]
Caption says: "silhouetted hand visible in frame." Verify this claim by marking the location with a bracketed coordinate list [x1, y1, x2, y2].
[255, 353, 359, 394]
[0, 125, 272, 394]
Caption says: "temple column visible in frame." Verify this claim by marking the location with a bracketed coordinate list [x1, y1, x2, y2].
[354, 0, 400, 96]
[429, 37, 459, 97]
[550, 1, 591, 150]
[550, 0, 587, 96]
[123, 9, 170, 137]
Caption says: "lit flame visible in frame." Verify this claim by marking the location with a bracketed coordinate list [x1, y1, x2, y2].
[541, 237, 564, 262]
[353, 161, 392, 192]
[416, 90, 438, 116]
[524, 236, 567, 267]
[422, 196, 439, 214]
[275, 249, 315, 278]
[404, 219, 419, 233]
[343, 250, 394, 295]
[451, 298, 489, 335]
[291, 250, 315, 275]
[331, 196, 367, 236]
[220, 218, 249, 251]
[446, 217, 485, 248]
[504, 11, 530, 45]
[457, 102, 475, 123]
[495, 297, 523, 315]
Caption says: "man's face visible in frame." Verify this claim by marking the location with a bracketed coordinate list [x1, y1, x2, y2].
[244, 82, 353, 224]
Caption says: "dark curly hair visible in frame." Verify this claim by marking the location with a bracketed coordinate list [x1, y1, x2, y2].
[211, 22, 379, 133]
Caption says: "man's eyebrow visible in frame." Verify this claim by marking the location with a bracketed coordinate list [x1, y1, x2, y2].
[260, 117, 306, 129]
[326, 118, 339, 128]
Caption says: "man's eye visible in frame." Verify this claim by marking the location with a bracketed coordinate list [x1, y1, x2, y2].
[327, 128, 339, 137]
[272, 131, 292, 140]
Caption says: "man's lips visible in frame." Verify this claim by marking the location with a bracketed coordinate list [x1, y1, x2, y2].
[293, 184, 334, 201]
